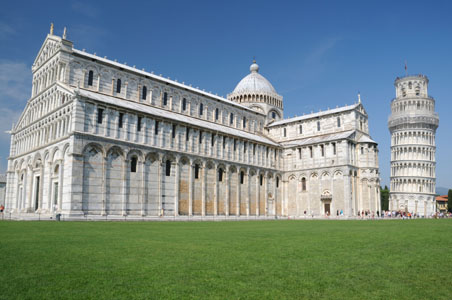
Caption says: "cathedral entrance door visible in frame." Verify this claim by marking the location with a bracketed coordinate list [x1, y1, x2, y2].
[324, 203, 330, 215]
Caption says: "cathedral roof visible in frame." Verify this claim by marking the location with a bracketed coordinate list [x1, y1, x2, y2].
[232, 61, 277, 95]
[280, 130, 356, 148]
[269, 103, 361, 127]
[358, 135, 377, 144]
[76, 88, 279, 146]
[72, 49, 264, 116]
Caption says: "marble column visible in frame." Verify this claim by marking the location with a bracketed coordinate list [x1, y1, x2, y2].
[189, 161, 193, 216]
[122, 159, 128, 216]
[174, 157, 180, 217]
[201, 162, 206, 216]
[140, 161, 146, 216]
[214, 163, 218, 216]
[225, 167, 230, 216]
[101, 156, 107, 216]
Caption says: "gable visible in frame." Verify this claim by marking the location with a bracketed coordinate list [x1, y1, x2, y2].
[14, 83, 75, 133]
[32, 35, 62, 72]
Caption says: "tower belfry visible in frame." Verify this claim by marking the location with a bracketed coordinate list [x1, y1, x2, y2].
[388, 74, 439, 216]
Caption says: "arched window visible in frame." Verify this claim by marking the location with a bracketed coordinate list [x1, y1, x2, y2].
[116, 79, 122, 93]
[137, 116, 142, 132]
[154, 121, 159, 135]
[337, 117, 341, 127]
[276, 177, 279, 188]
[272, 111, 276, 119]
[130, 157, 137, 173]
[260, 174, 263, 186]
[88, 70, 94, 86]
[243, 117, 246, 128]
[165, 160, 171, 176]
[199, 103, 204, 116]
[118, 113, 124, 128]
[317, 121, 320, 131]
[230, 113, 234, 125]
[97, 108, 104, 124]
[194, 164, 200, 179]
[215, 108, 219, 120]
[218, 168, 223, 182]
[182, 98, 187, 111]
[142, 86, 147, 100]
[299, 124, 302, 134]
[240, 171, 244, 184]
[163, 92, 168, 105]
[301, 177, 306, 191]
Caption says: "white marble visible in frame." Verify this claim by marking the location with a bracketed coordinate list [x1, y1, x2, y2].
[4, 29, 381, 219]
[388, 75, 439, 216]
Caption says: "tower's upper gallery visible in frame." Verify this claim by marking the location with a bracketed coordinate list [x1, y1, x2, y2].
[389, 74, 439, 131]
[394, 74, 429, 98]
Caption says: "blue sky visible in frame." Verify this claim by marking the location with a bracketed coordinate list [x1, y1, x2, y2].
[0, 0, 451, 189]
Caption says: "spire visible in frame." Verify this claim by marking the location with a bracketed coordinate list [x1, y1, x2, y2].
[63, 27, 67, 39]
[50, 23, 54, 35]
[358, 91, 361, 103]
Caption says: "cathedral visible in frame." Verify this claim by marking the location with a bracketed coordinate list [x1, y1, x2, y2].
[4, 27, 380, 220]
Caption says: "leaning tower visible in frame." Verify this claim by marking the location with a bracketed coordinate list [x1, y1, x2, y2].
[388, 75, 439, 216]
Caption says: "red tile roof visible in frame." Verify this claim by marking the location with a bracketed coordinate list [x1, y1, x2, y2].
[436, 195, 448, 202]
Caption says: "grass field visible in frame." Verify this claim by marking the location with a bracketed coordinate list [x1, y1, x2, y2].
[1, 219, 451, 299]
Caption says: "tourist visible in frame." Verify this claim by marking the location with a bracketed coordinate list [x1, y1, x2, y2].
[0, 204, 4, 213]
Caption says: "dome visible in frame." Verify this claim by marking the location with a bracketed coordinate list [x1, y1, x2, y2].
[232, 61, 277, 95]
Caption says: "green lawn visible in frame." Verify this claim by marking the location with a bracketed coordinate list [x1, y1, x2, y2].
[1, 219, 451, 299]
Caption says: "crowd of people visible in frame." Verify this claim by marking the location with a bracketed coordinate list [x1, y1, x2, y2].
[317, 209, 450, 219]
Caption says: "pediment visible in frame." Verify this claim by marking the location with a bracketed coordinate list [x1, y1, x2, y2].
[32, 35, 62, 71]
[14, 83, 75, 133]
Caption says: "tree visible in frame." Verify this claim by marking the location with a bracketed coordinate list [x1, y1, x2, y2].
[448, 189, 452, 213]
[380, 185, 390, 211]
